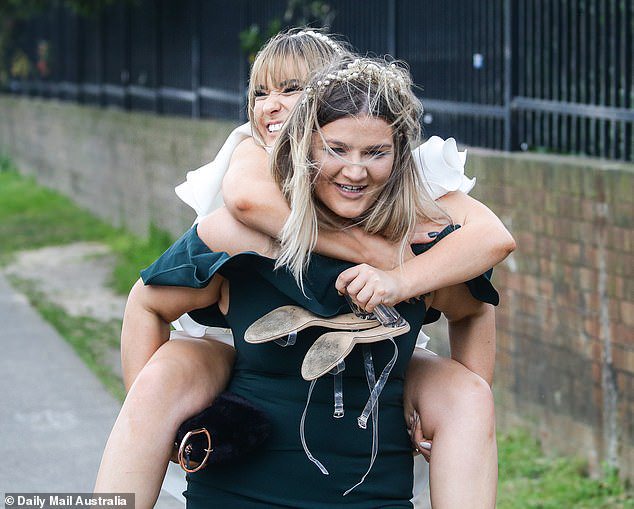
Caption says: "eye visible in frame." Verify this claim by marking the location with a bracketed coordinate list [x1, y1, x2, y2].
[254, 90, 268, 100]
[326, 146, 346, 155]
[367, 149, 390, 158]
[281, 85, 303, 95]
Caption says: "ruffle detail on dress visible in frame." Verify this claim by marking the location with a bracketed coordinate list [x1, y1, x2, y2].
[140, 226, 355, 324]
[174, 122, 253, 222]
[413, 136, 476, 200]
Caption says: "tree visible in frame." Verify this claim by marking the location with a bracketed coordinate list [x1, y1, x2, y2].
[0, 0, 131, 84]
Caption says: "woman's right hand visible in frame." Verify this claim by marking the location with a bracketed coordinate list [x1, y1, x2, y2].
[335, 262, 411, 311]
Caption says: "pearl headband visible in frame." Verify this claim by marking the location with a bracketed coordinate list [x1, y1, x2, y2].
[291, 30, 345, 56]
[301, 59, 409, 104]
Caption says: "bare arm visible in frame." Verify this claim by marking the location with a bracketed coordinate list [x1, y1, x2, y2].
[394, 191, 515, 299]
[121, 277, 223, 391]
[222, 138, 402, 268]
[121, 207, 273, 390]
[427, 284, 496, 385]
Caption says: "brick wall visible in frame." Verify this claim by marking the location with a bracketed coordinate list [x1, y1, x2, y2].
[426, 151, 633, 481]
[1, 96, 633, 480]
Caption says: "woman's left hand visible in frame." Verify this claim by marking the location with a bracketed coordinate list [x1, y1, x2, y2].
[335, 264, 406, 312]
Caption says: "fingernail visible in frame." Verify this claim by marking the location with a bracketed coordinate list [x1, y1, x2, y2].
[427, 232, 439, 238]
[418, 441, 432, 450]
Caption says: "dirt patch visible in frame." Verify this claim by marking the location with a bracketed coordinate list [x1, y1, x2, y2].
[2, 242, 126, 321]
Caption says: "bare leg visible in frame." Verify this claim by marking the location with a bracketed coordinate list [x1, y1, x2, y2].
[404, 350, 497, 509]
[94, 336, 235, 509]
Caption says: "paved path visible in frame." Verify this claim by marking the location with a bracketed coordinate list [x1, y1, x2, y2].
[0, 274, 182, 508]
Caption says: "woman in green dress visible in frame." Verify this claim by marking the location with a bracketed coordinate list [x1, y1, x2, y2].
[102, 55, 500, 507]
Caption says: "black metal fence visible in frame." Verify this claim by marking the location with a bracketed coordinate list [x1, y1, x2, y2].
[3, 0, 633, 161]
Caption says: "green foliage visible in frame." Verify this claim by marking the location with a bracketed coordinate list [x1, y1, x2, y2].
[108, 224, 174, 294]
[497, 430, 632, 508]
[239, 19, 283, 64]
[239, 0, 335, 63]
[0, 170, 118, 256]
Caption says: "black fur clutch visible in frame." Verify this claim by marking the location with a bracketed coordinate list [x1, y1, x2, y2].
[175, 391, 272, 472]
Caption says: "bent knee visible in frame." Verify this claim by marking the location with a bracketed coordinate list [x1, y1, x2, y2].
[445, 371, 495, 434]
[412, 363, 496, 439]
[131, 355, 196, 402]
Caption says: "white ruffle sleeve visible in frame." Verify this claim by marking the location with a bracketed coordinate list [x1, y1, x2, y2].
[413, 136, 475, 199]
[174, 122, 253, 223]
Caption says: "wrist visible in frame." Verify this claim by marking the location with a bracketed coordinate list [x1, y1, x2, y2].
[387, 267, 410, 304]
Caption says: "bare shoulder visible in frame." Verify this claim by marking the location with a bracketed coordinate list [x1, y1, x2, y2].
[230, 137, 268, 168]
[197, 207, 277, 257]
[435, 190, 506, 228]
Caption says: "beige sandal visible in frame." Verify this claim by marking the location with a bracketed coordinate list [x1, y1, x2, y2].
[301, 321, 411, 380]
[244, 305, 379, 344]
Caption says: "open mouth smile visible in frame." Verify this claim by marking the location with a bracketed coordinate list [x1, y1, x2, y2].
[267, 123, 283, 133]
[335, 183, 367, 194]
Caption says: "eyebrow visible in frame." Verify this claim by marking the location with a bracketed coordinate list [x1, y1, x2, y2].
[323, 139, 393, 151]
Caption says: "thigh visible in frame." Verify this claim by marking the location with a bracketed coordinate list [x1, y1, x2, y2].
[142, 332, 236, 410]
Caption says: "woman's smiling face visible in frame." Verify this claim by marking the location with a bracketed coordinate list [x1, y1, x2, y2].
[311, 114, 395, 220]
[251, 59, 308, 146]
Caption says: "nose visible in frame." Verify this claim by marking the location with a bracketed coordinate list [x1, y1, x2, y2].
[341, 156, 368, 182]
[262, 93, 282, 115]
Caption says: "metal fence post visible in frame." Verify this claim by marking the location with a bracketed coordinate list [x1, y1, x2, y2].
[387, 0, 397, 57]
[191, 0, 201, 119]
[503, 0, 514, 151]
[155, 0, 162, 114]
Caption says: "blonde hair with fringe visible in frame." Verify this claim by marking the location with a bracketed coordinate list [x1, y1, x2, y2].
[271, 56, 447, 288]
[247, 29, 351, 145]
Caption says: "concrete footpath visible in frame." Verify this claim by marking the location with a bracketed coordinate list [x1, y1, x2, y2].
[0, 273, 183, 507]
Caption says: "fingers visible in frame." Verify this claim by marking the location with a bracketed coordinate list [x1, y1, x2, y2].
[409, 411, 432, 461]
[410, 231, 438, 244]
[335, 265, 363, 295]
[336, 264, 380, 311]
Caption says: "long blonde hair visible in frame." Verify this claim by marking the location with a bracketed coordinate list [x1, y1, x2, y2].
[247, 29, 351, 145]
[271, 56, 442, 287]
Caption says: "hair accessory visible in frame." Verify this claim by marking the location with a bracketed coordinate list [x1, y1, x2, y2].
[293, 30, 345, 56]
[301, 58, 409, 105]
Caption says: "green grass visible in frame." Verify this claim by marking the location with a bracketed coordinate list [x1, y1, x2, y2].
[0, 165, 174, 292]
[498, 430, 632, 508]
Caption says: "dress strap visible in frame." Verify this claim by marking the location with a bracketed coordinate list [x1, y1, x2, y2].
[343, 344, 382, 496]
[275, 330, 297, 347]
[357, 338, 399, 429]
[299, 379, 329, 475]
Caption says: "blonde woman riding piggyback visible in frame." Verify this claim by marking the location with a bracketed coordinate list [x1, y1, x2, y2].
[96, 30, 514, 509]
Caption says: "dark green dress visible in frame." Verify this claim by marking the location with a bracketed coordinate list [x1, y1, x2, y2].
[141, 224, 498, 508]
